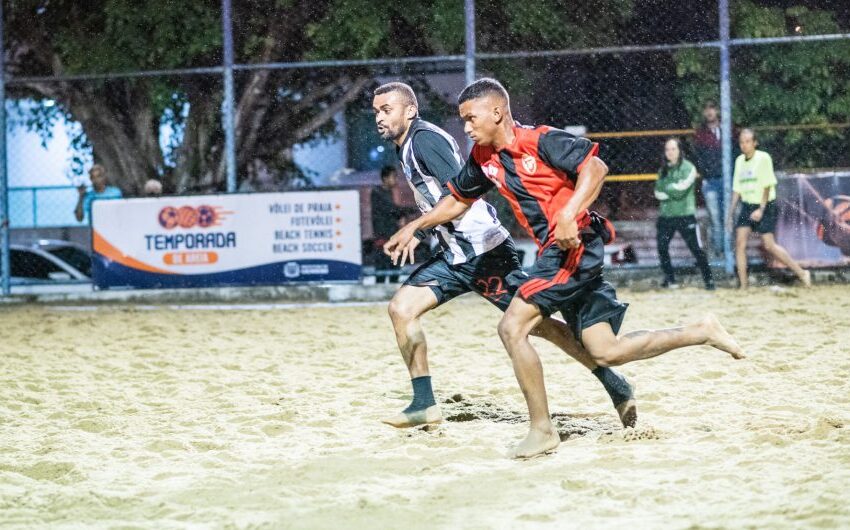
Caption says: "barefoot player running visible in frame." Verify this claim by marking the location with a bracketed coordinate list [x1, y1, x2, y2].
[385, 78, 745, 459]
[372, 82, 636, 429]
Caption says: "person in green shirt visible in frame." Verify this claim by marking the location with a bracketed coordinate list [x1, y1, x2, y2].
[725, 128, 810, 289]
[654, 138, 714, 289]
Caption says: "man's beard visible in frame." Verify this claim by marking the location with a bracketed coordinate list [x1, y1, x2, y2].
[378, 123, 403, 141]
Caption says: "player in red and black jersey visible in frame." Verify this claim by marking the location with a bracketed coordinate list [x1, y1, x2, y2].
[385, 78, 745, 459]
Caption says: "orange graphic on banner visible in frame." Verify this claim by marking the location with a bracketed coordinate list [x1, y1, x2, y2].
[92, 230, 173, 274]
[163, 252, 219, 265]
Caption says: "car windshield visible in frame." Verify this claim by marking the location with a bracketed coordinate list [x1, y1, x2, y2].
[46, 246, 92, 277]
[11, 249, 66, 280]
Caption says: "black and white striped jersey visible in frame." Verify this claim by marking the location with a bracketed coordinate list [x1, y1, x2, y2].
[397, 119, 509, 265]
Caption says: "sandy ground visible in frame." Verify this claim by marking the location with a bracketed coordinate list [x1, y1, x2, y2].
[1, 285, 849, 529]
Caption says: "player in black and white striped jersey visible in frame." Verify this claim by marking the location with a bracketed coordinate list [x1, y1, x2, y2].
[397, 114, 509, 264]
[372, 82, 636, 429]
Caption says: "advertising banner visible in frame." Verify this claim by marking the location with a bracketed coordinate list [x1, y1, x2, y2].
[775, 171, 850, 268]
[91, 191, 361, 289]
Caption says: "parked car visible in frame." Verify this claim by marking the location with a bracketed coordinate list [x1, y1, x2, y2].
[10, 240, 92, 284]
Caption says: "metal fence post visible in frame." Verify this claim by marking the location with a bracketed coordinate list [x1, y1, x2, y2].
[719, 0, 734, 274]
[464, 0, 475, 151]
[0, 0, 9, 296]
[221, 0, 237, 193]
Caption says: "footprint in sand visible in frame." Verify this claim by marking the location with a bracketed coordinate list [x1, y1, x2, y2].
[145, 439, 187, 452]
[190, 440, 228, 452]
[4, 461, 83, 484]
[622, 426, 661, 441]
[73, 418, 112, 434]
[261, 423, 293, 437]
[560, 478, 594, 491]
[442, 398, 623, 441]
[598, 425, 661, 443]
[517, 513, 555, 523]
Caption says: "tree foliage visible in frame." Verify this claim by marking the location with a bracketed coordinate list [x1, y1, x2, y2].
[5, 0, 636, 194]
[674, 1, 850, 168]
[8, 0, 366, 192]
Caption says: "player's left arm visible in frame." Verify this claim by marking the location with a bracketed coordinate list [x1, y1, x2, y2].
[538, 130, 608, 250]
[555, 157, 609, 250]
[751, 186, 771, 222]
[752, 154, 777, 222]
[413, 131, 463, 192]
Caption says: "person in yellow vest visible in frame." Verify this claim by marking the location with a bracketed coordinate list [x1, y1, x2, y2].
[725, 129, 811, 289]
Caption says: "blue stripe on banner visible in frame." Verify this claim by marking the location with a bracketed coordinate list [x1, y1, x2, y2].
[92, 257, 362, 290]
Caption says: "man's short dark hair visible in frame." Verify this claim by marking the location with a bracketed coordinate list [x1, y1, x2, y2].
[374, 82, 418, 109]
[458, 78, 510, 105]
[703, 99, 719, 110]
[380, 165, 397, 180]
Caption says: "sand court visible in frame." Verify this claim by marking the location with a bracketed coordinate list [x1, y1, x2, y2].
[1, 285, 849, 528]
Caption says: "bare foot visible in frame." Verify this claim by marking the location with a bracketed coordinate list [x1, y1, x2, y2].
[511, 424, 560, 459]
[800, 270, 812, 287]
[616, 399, 638, 428]
[701, 314, 746, 359]
[381, 405, 442, 428]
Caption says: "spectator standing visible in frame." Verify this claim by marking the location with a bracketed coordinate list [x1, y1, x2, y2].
[371, 166, 406, 283]
[73, 164, 123, 223]
[726, 129, 811, 289]
[693, 100, 724, 257]
[655, 138, 715, 290]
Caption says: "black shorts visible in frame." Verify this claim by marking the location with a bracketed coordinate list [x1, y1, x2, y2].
[403, 239, 521, 312]
[506, 232, 628, 343]
[736, 200, 778, 234]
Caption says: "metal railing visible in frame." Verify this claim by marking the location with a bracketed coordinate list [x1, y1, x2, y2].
[1, 0, 849, 294]
[7, 186, 85, 228]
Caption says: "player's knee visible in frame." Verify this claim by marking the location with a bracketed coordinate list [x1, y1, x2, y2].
[387, 297, 414, 324]
[586, 343, 621, 367]
[528, 321, 546, 338]
[591, 352, 616, 368]
[497, 316, 521, 347]
[762, 240, 776, 253]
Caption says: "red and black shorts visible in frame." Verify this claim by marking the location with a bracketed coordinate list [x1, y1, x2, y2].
[506, 231, 628, 342]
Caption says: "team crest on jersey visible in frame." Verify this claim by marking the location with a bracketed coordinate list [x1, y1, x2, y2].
[521, 153, 537, 173]
[482, 162, 503, 188]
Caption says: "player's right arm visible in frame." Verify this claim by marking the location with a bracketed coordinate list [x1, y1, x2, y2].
[384, 196, 471, 265]
[556, 156, 609, 250]
[74, 187, 87, 223]
[384, 152, 493, 264]
[726, 156, 743, 231]
[410, 130, 465, 241]
[537, 129, 608, 249]
[412, 131, 462, 191]
[726, 192, 740, 233]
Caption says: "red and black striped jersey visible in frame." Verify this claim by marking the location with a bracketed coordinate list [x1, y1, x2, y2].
[447, 124, 599, 251]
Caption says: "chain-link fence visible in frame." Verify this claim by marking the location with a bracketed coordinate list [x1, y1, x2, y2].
[2, 0, 849, 290]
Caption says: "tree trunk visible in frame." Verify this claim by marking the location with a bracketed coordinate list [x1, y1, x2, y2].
[21, 81, 161, 195]
[172, 84, 223, 193]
